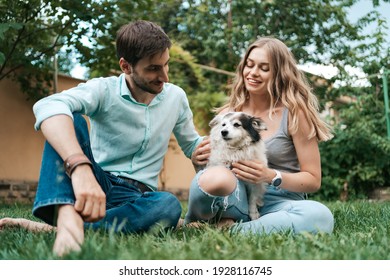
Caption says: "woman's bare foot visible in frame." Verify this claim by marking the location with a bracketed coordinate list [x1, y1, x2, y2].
[176, 218, 185, 229]
[176, 218, 204, 229]
[185, 221, 207, 229]
[216, 218, 235, 229]
[0, 218, 55, 232]
[52, 205, 84, 257]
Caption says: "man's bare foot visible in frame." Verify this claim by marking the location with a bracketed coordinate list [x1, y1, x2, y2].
[52, 205, 84, 257]
[0, 218, 55, 232]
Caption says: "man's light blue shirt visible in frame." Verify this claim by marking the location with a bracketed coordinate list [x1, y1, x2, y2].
[33, 74, 203, 190]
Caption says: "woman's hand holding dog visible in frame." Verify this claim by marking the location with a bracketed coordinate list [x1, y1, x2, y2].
[231, 160, 270, 185]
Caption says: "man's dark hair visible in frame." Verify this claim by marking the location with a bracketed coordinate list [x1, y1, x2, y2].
[116, 20, 171, 66]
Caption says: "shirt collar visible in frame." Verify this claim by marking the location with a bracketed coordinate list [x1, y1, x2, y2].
[119, 74, 166, 106]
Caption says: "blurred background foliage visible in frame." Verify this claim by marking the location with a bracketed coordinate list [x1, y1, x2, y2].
[1, 0, 389, 200]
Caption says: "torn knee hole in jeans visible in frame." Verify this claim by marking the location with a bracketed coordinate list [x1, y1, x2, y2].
[210, 187, 240, 213]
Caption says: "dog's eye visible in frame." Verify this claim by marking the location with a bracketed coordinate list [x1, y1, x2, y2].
[222, 123, 226, 126]
[233, 123, 241, 127]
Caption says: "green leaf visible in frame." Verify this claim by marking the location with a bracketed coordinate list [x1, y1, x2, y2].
[0, 23, 23, 40]
[0, 52, 5, 65]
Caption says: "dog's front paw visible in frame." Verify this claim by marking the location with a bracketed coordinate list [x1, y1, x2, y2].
[256, 199, 264, 208]
[249, 210, 260, 221]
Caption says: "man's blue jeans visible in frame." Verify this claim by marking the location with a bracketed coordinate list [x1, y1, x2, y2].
[32, 114, 182, 233]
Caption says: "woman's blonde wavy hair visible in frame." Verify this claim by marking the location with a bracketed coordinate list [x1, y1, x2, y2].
[217, 37, 333, 142]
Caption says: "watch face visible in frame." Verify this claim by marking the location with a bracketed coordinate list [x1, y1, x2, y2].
[273, 178, 282, 187]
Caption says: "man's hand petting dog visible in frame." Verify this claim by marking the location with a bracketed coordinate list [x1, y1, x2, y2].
[191, 137, 211, 171]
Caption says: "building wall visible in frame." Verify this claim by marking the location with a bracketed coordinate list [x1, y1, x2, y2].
[0, 75, 195, 202]
[0, 77, 45, 182]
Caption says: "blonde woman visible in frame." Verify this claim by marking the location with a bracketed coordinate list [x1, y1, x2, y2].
[186, 37, 334, 234]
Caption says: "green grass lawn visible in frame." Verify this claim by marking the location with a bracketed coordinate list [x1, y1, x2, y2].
[1, 200, 389, 260]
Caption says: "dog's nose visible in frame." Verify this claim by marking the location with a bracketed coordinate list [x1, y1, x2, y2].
[221, 130, 228, 137]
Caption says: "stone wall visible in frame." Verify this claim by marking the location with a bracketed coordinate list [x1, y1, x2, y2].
[0, 180, 37, 204]
[0, 180, 188, 204]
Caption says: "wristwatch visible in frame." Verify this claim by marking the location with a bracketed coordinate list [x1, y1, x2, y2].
[271, 169, 282, 187]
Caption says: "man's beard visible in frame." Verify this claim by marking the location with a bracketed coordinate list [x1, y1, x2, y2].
[131, 73, 162, 95]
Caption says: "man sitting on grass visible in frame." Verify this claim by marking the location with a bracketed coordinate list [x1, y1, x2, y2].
[0, 20, 203, 256]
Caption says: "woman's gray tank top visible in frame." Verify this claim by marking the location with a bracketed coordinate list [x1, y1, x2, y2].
[265, 108, 300, 173]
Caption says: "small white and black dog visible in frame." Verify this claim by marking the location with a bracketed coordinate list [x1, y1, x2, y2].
[207, 112, 268, 220]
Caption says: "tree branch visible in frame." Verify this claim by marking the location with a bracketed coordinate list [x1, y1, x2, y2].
[0, 25, 26, 80]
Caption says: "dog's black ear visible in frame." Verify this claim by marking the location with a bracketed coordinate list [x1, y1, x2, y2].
[240, 115, 264, 142]
[209, 115, 222, 128]
[251, 118, 267, 132]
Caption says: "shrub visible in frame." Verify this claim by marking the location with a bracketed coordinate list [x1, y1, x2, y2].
[315, 94, 390, 200]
